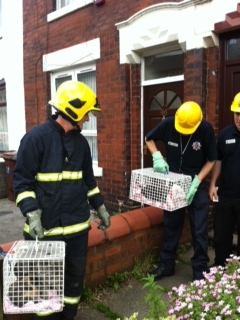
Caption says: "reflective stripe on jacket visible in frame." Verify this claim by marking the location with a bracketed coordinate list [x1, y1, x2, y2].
[13, 116, 104, 233]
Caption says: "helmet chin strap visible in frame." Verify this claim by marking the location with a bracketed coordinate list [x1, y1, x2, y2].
[56, 111, 81, 132]
[75, 124, 81, 132]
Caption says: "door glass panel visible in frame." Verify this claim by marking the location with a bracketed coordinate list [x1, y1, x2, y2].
[226, 38, 240, 60]
[150, 92, 163, 110]
[150, 90, 182, 111]
[168, 96, 182, 109]
[144, 50, 184, 81]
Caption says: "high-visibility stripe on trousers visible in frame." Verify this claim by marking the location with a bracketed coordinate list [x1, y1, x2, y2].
[23, 218, 90, 237]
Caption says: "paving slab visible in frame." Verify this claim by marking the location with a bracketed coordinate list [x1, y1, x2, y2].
[0, 198, 24, 244]
[76, 246, 216, 319]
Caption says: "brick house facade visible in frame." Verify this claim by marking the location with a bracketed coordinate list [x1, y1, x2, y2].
[21, 0, 240, 213]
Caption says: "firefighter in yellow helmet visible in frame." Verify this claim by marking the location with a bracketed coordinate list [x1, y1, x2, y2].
[145, 101, 217, 281]
[230, 92, 240, 113]
[175, 101, 203, 134]
[49, 80, 101, 123]
[13, 80, 111, 320]
[209, 92, 240, 267]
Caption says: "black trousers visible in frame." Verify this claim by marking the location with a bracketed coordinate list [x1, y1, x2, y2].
[213, 197, 240, 266]
[160, 182, 209, 280]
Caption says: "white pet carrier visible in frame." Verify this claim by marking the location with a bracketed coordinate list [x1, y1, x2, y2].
[3, 240, 65, 314]
[129, 168, 192, 211]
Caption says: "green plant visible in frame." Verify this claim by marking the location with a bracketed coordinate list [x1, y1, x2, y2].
[105, 250, 157, 290]
[135, 250, 157, 275]
[142, 274, 168, 319]
[81, 250, 160, 319]
[81, 284, 94, 304]
[105, 271, 132, 290]
[176, 242, 191, 255]
[95, 302, 122, 319]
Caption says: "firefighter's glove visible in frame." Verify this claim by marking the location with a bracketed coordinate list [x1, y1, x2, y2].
[97, 204, 111, 230]
[152, 151, 169, 174]
[26, 209, 44, 239]
[186, 175, 201, 205]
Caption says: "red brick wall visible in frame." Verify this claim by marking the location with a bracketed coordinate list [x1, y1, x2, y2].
[184, 48, 206, 108]
[184, 47, 219, 128]
[85, 206, 191, 288]
[183, 47, 219, 222]
[22, 1, 220, 213]
[206, 47, 219, 135]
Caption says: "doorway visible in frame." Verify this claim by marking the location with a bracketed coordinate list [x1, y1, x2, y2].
[219, 31, 240, 131]
[143, 81, 183, 167]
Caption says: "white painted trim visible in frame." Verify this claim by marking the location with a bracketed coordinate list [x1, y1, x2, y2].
[116, 0, 240, 64]
[47, 0, 94, 22]
[93, 165, 103, 177]
[116, 0, 211, 28]
[1, 0, 25, 151]
[142, 75, 184, 87]
[42, 38, 100, 72]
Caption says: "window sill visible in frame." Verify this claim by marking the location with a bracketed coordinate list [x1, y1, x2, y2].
[47, 0, 94, 22]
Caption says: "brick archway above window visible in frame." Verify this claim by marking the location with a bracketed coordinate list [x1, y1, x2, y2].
[214, 3, 240, 33]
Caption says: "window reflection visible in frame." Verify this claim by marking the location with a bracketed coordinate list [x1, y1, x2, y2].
[226, 38, 240, 60]
[144, 50, 184, 81]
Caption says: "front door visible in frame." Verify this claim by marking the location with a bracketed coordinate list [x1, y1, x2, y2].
[143, 81, 184, 167]
[219, 31, 240, 131]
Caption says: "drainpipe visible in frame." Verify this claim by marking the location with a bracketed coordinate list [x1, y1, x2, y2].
[140, 59, 144, 170]
[130, 64, 133, 172]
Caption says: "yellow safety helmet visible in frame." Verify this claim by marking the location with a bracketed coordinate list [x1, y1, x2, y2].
[49, 80, 100, 122]
[230, 92, 240, 112]
[175, 101, 203, 134]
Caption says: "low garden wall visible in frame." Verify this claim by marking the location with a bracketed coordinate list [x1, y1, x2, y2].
[0, 206, 191, 320]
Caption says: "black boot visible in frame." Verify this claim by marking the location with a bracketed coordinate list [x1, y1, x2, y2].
[61, 316, 74, 320]
[150, 265, 175, 281]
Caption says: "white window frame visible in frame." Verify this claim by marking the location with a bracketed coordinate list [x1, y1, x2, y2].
[0, 81, 8, 151]
[51, 64, 103, 176]
[48, 0, 94, 22]
[56, 0, 80, 9]
[0, 0, 2, 38]
[142, 50, 184, 86]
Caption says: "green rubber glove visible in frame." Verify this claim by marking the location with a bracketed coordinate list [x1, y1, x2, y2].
[186, 175, 201, 205]
[26, 209, 44, 239]
[152, 151, 169, 173]
[97, 204, 111, 230]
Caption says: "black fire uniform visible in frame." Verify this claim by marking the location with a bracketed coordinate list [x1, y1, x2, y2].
[145, 116, 217, 280]
[13, 115, 104, 319]
[213, 124, 240, 266]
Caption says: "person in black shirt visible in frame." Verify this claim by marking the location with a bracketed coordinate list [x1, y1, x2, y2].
[145, 101, 217, 281]
[209, 92, 240, 266]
